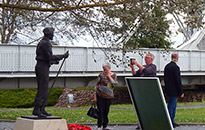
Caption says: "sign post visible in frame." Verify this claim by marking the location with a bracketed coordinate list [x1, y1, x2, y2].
[125, 77, 173, 130]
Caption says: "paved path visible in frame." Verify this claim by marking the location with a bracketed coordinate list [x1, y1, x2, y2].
[177, 104, 205, 109]
[0, 121, 14, 130]
[89, 125, 205, 130]
[1, 121, 205, 130]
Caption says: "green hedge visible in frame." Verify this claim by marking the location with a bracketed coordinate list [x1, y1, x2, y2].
[0, 88, 63, 108]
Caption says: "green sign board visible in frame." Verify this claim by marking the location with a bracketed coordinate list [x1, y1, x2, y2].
[125, 77, 173, 130]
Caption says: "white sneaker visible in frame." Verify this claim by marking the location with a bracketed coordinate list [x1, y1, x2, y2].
[96, 128, 101, 130]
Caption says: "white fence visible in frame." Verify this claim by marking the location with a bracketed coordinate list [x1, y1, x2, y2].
[0, 45, 205, 74]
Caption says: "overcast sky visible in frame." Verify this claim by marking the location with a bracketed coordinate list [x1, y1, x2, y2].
[12, 14, 186, 48]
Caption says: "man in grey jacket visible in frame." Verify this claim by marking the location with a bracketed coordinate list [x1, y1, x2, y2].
[129, 53, 156, 77]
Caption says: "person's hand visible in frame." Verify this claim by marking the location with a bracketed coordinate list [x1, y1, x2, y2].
[94, 94, 97, 103]
[180, 93, 184, 98]
[132, 59, 138, 65]
[64, 51, 69, 58]
[105, 71, 112, 78]
[129, 59, 137, 68]
[129, 63, 134, 68]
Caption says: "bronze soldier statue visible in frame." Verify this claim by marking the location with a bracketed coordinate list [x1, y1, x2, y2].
[32, 27, 69, 118]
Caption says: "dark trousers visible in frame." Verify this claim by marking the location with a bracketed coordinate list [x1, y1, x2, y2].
[34, 62, 50, 107]
[97, 95, 111, 128]
[167, 96, 177, 125]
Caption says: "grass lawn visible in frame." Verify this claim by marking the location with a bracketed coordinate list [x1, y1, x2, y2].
[176, 108, 205, 123]
[0, 103, 205, 124]
[109, 102, 205, 108]
[0, 108, 137, 123]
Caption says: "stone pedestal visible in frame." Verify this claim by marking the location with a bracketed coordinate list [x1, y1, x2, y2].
[14, 117, 68, 130]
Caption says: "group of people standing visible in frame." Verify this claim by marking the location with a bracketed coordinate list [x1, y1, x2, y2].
[33, 27, 184, 130]
[94, 52, 184, 130]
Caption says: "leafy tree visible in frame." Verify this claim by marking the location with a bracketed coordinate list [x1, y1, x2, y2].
[118, 2, 173, 49]
[0, 0, 204, 49]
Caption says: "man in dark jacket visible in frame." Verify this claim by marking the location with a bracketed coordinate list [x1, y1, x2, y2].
[164, 52, 184, 128]
[32, 27, 69, 118]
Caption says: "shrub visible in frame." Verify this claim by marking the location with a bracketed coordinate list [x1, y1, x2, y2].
[48, 88, 64, 106]
[0, 88, 63, 108]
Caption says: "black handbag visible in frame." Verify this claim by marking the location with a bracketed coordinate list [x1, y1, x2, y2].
[87, 104, 99, 119]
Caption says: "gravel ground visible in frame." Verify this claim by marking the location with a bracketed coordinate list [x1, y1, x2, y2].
[1, 121, 205, 130]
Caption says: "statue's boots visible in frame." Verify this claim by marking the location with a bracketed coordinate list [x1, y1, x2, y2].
[32, 106, 47, 118]
[40, 106, 52, 116]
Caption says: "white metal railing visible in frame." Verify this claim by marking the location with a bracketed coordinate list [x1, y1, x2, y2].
[0, 45, 205, 75]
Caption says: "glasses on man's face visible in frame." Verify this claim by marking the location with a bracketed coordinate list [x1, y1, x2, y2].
[145, 56, 151, 59]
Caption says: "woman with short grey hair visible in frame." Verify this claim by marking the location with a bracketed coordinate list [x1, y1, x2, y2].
[102, 62, 111, 69]
[94, 62, 118, 130]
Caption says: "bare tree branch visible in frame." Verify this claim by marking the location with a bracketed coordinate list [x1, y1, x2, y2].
[0, 1, 130, 12]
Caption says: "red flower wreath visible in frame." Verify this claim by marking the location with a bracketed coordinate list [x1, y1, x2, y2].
[67, 124, 92, 130]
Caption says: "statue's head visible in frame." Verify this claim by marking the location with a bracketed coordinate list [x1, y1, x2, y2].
[43, 27, 54, 40]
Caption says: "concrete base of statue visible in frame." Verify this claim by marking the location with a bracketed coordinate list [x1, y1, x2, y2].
[14, 117, 67, 130]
